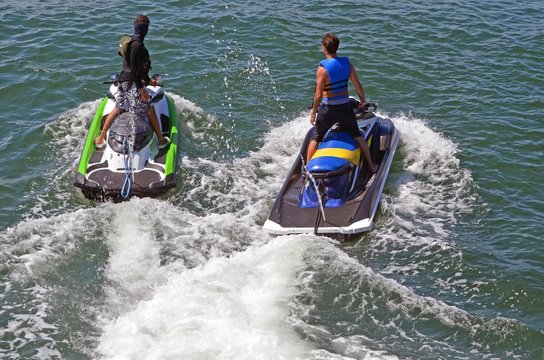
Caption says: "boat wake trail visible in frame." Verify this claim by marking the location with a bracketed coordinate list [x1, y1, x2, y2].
[98, 231, 312, 359]
[382, 114, 477, 239]
[365, 115, 484, 302]
[94, 115, 314, 359]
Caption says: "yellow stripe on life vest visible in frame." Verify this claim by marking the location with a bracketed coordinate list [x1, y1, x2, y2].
[311, 147, 361, 165]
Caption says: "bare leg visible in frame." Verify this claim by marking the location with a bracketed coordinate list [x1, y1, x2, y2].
[354, 136, 377, 173]
[95, 107, 119, 146]
[147, 106, 168, 145]
[307, 139, 319, 162]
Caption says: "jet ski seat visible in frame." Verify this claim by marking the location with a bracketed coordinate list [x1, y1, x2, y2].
[108, 112, 153, 153]
[307, 131, 361, 173]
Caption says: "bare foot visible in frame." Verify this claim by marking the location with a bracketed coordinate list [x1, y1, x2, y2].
[158, 136, 171, 150]
[94, 136, 106, 148]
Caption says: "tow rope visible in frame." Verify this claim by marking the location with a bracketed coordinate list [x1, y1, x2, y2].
[300, 154, 327, 234]
[120, 137, 134, 199]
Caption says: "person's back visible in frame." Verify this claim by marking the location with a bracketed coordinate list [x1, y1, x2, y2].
[118, 36, 151, 88]
[118, 15, 151, 89]
[319, 56, 351, 105]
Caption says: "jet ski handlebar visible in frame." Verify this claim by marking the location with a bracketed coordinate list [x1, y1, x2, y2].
[363, 102, 378, 112]
[349, 97, 378, 112]
[102, 73, 164, 87]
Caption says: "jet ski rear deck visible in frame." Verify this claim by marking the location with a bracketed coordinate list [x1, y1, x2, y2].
[76, 141, 176, 201]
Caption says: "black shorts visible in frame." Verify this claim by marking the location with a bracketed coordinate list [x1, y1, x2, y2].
[312, 103, 361, 142]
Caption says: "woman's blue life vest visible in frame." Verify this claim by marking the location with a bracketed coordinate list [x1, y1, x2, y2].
[319, 57, 351, 105]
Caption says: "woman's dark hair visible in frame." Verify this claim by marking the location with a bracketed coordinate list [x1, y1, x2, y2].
[134, 15, 150, 24]
[322, 33, 340, 54]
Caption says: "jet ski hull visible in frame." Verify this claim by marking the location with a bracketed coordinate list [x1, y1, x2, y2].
[264, 105, 399, 240]
[74, 85, 180, 201]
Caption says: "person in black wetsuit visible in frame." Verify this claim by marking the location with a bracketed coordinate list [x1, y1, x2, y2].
[307, 33, 376, 173]
[95, 15, 169, 149]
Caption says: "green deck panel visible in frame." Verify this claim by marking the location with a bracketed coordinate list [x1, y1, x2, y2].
[77, 98, 107, 175]
[164, 95, 179, 176]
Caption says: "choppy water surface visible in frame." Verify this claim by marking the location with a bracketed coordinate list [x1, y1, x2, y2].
[1, 1, 542, 359]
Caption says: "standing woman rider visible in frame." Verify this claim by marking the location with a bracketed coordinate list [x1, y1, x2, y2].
[95, 15, 170, 149]
[307, 33, 377, 174]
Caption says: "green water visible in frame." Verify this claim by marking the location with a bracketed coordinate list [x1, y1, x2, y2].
[0, 1, 542, 359]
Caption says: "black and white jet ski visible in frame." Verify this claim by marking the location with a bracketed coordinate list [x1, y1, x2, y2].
[263, 99, 399, 240]
[74, 74, 180, 201]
